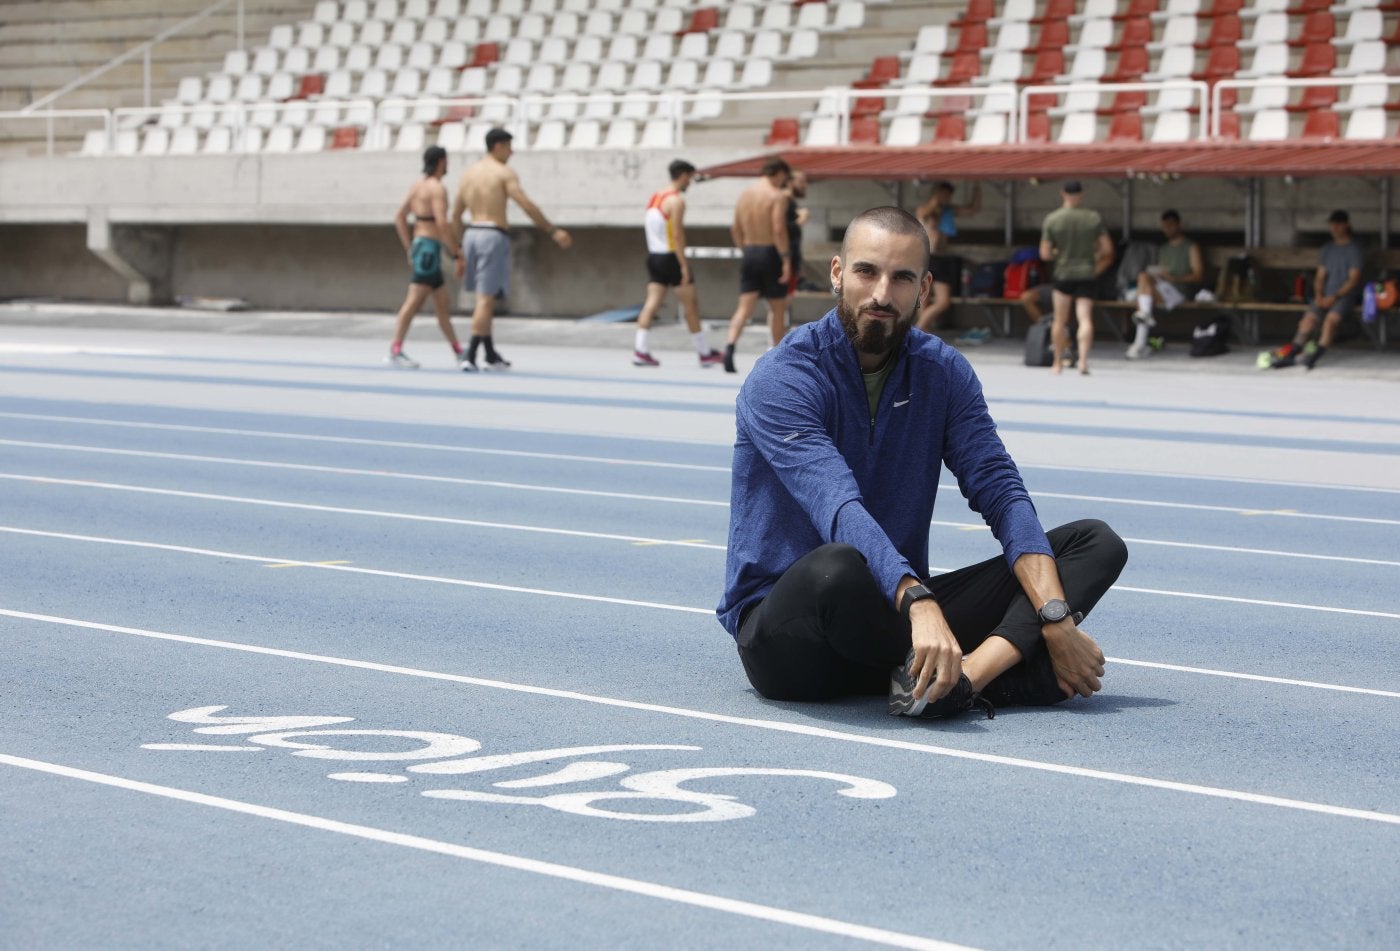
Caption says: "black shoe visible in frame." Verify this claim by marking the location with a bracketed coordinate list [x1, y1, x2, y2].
[484, 353, 512, 371]
[723, 344, 736, 374]
[979, 646, 1067, 709]
[1302, 345, 1325, 370]
[889, 650, 995, 720]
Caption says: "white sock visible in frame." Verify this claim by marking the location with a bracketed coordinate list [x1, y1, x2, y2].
[1133, 323, 1150, 348]
[692, 331, 709, 354]
[1137, 293, 1153, 317]
[635, 329, 649, 354]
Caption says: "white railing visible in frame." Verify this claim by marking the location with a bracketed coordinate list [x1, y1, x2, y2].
[1211, 74, 1400, 138]
[0, 109, 113, 157]
[1019, 80, 1211, 143]
[23, 0, 245, 114]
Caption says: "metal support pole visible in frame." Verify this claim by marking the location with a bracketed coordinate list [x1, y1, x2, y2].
[1121, 176, 1133, 242]
[143, 47, 151, 109]
[1382, 178, 1392, 249]
[1004, 179, 1015, 246]
[238, 0, 245, 52]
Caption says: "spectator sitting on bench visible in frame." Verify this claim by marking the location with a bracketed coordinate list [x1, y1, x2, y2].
[1270, 209, 1365, 371]
[1126, 209, 1205, 360]
[915, 180, 980, 332]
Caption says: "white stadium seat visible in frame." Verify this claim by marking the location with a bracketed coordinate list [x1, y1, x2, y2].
[450, 18, 480, 43]
[251, 47, 279, 76]
[204, 126, 233, 154]
[343, 0, 370, 23]
[296, 125, 328, 152]
[395, 124, 426, 151]
[373, 0, 399, 22]
[911, 25, 948, 56]
[639, 118, 674, 148]
[313, 1, 338, 25]
[438, 42, 467, 69]
[532, 119, 567, 149]
[434, 0, 461, 15]
[832, 2, 865, 30]
[604, 118, 637, 148]
[665, 60, 699, 89]
[344, 45, 372, 72]
[796, 2, 827, 30]
[630, 60, 663, 90]
[1149, 111, 1192, 142]
[235, 74, 263, 101]
[420, 18, 448, 44]
[1247, 109, 1289, 141]
[359, 20, 387, 46]
[582, 93, 616, 119]
[328, 22, 356, 48]
[804, 115, 840, 146]
[568, 119, 602, 148]
[642, 35, 674, 61]
[538, 37, 570, 63]
[282, 47, 309, 74]
[238, 126, 263, 153]
[324, 70, 354, 98]
[175, 77, 202, 104]
[1236, 84, 1288, 115]
[1337, 10, 1382, 49]
[1057, 112, 1098, 144]
[374, 43, 404, 72]
[264, 125, 295, 153]
[1238, 43, 1289, 79]
[1151, 16, 1197, 51]
[740, 59, 772, 89]
[678, 32, 709, 60]
[112, 129, 139, 155]
[1240, 13, 1288, 50]
[1338, 41, 1386, 76]
[1344, 108, 1389, 140]
[406, 42, 435, 71]
[573, 35, 602, 61]
[885, 114, 924, 146]
[140, 128, 170, 156]
[266, 72, 294, 100]
[80, 129, 108, 155]
[223, 49, 249, 75]
[359, 69, 389, 97]
[436, 121, 467, 151]
[968, 113, 1007, 145]
[389, 20, 417, 45]
[268, 24, 294, 49]
[394, 68, 423, 96]
[560, 63, 593, 92]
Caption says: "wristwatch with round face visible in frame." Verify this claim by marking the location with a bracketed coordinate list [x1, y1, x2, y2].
[1038, 598, 1073, 624]
[900, 583, 937, 617]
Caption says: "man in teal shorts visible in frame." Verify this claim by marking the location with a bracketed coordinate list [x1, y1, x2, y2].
[387, 146, 467, 369]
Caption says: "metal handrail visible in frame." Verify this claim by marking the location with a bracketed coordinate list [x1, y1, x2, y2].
[23, 0, 244, 114]
[0, 108, 112, 157]
[1211, 74, 1400, 138]
[1019, 80, 1211, 143]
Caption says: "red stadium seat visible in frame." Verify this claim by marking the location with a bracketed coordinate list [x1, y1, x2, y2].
[1193, 45, 1239, 83]
[933, 114, 966, 142]
[676, 7, 718, 36]
[926, 94, 973, 118]
[1216, 110, 1240, 139]
[1195, 15, 1241, 50]
[1301, 109, 1340, 139]
[1286, 0, 1331, 14]
[1201, 0, 1244, 17]
[1024, 49, 1065, 85]
[1113, 0, 1160, 21]
[468, 42, 499, 68]
[1025, 92, 1057, 114]
[850, 117, 881, 144]
[952, 0, 994, 27]
[1108, 111, 1144, 141]
[290, 74, 324, 99]
[436, 104, 477, 124]
[1289, 12, 1334, 48]
[935, 52, 980, 86]
[1289, 43, 1335, 78]
[329, 126, 361, 150]
[949, 22, 988, 55]
[1025, 110, 1050, 142]
[1028, 18, 1069, 53]
[1101, 89, 1148, 116]
[850, 95, 885, 119]
[1106, 46, 1149, 83]
[853, 56, 899, 90]
[765, 117, 799, 146]
[1287, 84, 1338, 114]
[1033, 0, 1076, 23]
[1110, 18, 1153, 51]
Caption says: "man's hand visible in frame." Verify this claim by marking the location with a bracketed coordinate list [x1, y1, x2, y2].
[908, 600, 963, 703]
[1042, 620, 1105, 699]
[551, 227, 573, 250]
[455, 254, 466, 278]
[780, 260, 792, 286]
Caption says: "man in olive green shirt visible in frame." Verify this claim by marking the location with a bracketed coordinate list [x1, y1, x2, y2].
[1127, 209, 1205, 360]
[1040, 181, 1114, 376]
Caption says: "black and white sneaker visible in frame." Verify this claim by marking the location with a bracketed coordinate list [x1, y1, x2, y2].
[483, 354, 512, 371]
[888, 649, 994, 720]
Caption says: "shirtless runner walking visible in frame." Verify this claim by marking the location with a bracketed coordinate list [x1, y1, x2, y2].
[450, 127, 572, 370]
[722, 157, 793, 374]
[387, 146, 465, 369]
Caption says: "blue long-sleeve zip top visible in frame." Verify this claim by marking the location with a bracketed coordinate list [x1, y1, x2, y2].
[717, 309, 1053, 638]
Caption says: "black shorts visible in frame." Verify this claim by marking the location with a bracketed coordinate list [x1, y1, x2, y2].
[740, 245, 787, 300]
[1053, 278, 1099, 300]
[928, 254, 961, 287]
[646, 252, 688, 287]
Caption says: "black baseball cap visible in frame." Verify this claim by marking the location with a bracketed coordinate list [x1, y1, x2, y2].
[1063, 180, 1083, 194]
[1328, 209, 1350, 224]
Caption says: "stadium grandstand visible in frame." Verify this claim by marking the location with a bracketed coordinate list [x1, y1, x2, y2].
[1, 0, 1397, 342]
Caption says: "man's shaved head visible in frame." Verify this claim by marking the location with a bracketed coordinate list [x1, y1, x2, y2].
[841, 206, 932, 266]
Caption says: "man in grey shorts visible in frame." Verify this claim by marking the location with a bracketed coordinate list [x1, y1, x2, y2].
[1270, 209, 1365, 371]
[451, 127, 572, 370]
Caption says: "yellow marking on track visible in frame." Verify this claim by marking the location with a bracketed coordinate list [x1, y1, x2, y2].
[264, 560, 352, 569]
[632, 538, 707, 547]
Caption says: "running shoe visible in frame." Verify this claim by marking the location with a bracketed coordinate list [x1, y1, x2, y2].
[1131, 310, 1157, 328]
[954, 327, 992, 346]
[483, 354, 512, 371]
[888, 649, 994, 720]
[1125, 342, 1147, 360]
[632, 350, 660, 367]
[1301, 341, 1323, 370]
[386, 351, 420, 369]
[459, 354, 478, 372]
[698, 349, 725, 367]
[1269, 342, 1299, 369]
[723, 346, 737, 374]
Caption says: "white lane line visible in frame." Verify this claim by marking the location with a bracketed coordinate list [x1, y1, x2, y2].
[936, 482, 1400, 527]
[4, 437, 1396, 526]
[6, 524, 1399, 626]
[0, 440, 728, 508]
[0, 414, 731, 472]
[2, 610, 1397, 826]
[0, 752, 976, 951]
[10, 410, 1400, 495]
[931, 521, 1400, 569]
[0, 475, 726, 551]
[6, 475, 1390, 568]
[0, 527, 714, 616]
[1103, 658, 1400, 698]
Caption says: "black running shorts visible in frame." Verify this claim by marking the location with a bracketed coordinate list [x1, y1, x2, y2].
[740, 245, 787, 300]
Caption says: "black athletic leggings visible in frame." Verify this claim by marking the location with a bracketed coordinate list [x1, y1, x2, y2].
[735, 519, 1128, 706]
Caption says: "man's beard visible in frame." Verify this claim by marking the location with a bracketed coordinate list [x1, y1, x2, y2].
[836, 284, 916, 359]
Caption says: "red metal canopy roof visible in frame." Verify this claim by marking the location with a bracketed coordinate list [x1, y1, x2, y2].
[698, 141, 1400, 181]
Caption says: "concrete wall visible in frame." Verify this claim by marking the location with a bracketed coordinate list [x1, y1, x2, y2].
[0, 148, 1394, 315]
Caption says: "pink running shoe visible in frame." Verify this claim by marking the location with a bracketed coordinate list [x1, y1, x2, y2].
[632, 350, 660, 367]
[698, 349, 725, 367]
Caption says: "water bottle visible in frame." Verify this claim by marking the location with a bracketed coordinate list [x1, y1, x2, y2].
[1362, 282, 1377, 323]
[1293, 272, 1306, 302]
